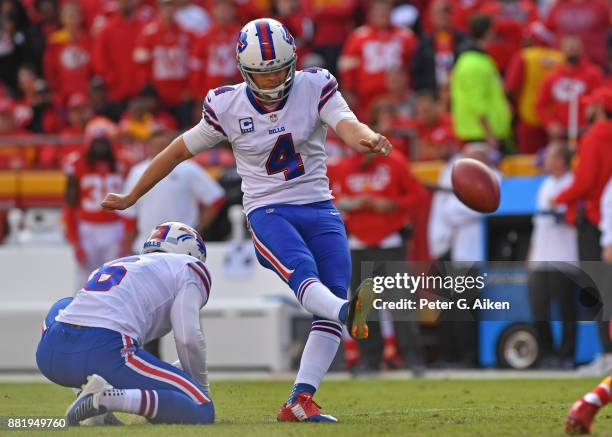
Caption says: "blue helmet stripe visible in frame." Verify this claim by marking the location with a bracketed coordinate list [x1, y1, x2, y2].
[264, 21, 276, 60]
[256, 20, 276, 61]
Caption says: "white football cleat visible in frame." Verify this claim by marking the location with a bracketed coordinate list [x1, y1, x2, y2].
[65, 374, 113, 426]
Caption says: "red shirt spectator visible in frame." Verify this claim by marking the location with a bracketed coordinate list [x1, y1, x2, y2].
[555, 89, 612, 226]
[133, 4, 195, 108]
[305, 0, 356, 48]
[190, 0, 241, 101]
[546, 0, 610, 68]
[389, 90, 455, 160]
[63, 151, 125, 224]
[339, 0, 416, 117]
[536, 57, 602, 139]
[329, 151, 427, 246]
[400, 116, 455, 161]
[92, 3, 146, 102]
[190, 25, 240, 101]
[36, 92, 93, 168]
[62, 133, 127, 268]
[43, 3, 93, 105]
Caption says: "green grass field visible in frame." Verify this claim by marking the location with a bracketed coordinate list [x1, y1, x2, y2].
[1, 378, 611, 436]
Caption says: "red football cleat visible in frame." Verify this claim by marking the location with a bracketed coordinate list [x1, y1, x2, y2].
[277, 392, 338, 423]
[565, 397, 600, 434]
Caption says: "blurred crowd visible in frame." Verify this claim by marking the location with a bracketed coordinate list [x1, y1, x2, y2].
[2, 0, 612, 372]
[0, 0, 611, 169]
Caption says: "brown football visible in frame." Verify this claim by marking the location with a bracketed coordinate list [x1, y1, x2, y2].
[451, 158, 500, 213]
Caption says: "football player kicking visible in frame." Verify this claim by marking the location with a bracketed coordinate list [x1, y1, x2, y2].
[36, 222, 214, 426]
[101, 18, 391, 422]
[566, 376, 612, 434]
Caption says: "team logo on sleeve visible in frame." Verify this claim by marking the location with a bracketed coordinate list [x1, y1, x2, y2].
[239, 117, 255, 134]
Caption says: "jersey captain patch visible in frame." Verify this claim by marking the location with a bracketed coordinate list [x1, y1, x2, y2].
[239, 117, 255, 133]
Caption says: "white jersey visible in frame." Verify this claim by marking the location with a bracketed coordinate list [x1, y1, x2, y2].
[57, 253, 211, 346]
[530, 172, 578, 265]
[183, 68, 357, 214]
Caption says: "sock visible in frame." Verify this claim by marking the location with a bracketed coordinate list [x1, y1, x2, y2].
[297, 278, 347, 322]
[289, 328, 341, 403]
[584, 376, 612, 407]
[99, 389, 143, 415]
[298, 279, 346, 322]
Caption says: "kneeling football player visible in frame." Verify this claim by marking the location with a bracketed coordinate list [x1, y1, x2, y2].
[36, 222, 214, 426]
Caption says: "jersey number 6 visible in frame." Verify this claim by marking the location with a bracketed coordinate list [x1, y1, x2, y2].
[84, 256, 140, 292]
[265, 133, 305, 181]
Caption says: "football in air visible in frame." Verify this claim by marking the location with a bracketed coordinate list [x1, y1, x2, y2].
[451, 158, 500, 213]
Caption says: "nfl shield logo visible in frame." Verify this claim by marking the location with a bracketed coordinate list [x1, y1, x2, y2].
[269, 114, 278, 123]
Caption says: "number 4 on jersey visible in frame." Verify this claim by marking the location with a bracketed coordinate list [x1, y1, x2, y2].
[265, 133, 305, 181]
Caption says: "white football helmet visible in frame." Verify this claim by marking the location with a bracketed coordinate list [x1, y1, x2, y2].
[142, 222, 207, 262]
[236, 18, 297, 102]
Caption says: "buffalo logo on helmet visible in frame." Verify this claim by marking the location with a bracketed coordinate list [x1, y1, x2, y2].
[237, 31, 248, 54]
[142, 222, 207, 262]
[178, 226, 207, 258]
[280, 25, 294, 45]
